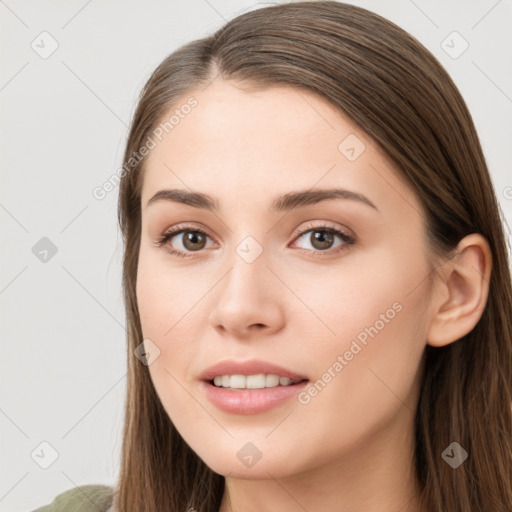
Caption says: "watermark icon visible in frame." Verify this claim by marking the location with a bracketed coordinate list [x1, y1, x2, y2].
[31, 441, 59, 469]
[441, 31, 469, 59]
[32, 237, 58, 263]
[503, 186, 512, 200]
[236, 236, 263, 264]
[237, 441, 263, 468]
[441, 441, 468, 468]
[338, 133, 366, 162]
[31, 31, 59, 59]
[298, 301, 403, 405]
[92, 96, 198, 200]
[134, 338, 161, 365]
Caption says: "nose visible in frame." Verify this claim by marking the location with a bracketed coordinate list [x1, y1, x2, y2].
[208, 248, 285, 339]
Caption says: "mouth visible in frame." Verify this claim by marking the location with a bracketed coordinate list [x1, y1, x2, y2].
[198, 359, 309, 414]
[205, 374, 309, 391]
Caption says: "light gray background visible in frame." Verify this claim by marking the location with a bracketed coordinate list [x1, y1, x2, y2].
[1, 1, 511, 510]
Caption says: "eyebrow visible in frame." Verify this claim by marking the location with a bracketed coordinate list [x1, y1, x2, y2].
[145, 187, 378, 212]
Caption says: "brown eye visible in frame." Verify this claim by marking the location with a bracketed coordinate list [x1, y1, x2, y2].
[156, 226, 215, 257]
[293, 226, 354, 254]
[157, 223, 355, 259]
[309, 230, 335, 250]
[181, 231, 207, 251]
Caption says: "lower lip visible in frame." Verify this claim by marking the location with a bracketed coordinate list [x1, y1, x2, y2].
[199, 380, 309, 415]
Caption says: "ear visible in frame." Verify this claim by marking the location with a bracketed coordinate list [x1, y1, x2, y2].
[427, 233, 492, 347]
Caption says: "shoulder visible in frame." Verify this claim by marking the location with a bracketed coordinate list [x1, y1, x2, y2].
[31, 484, 114, 512]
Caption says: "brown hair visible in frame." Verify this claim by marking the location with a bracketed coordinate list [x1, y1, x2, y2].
[115, 1, 512, 510]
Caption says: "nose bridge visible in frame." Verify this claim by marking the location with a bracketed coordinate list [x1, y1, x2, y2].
[222, 232, 271, 301]
[208, 229, 284, 334]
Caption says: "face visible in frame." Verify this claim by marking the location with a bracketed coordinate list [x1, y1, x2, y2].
[136, 79, 434, 479]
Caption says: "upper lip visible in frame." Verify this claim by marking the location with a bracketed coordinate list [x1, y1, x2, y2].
[199, 359, 309, 382]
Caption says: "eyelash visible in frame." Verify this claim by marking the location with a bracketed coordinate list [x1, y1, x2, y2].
[155, 222, 356, 259]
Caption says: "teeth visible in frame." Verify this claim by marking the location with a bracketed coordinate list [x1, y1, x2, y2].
[211, 374, 302, 389]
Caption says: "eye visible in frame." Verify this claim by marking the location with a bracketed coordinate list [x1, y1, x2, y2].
[155, 225, 215, 258]
[155, 222, 356, 258]
[290, 222, 355, 257]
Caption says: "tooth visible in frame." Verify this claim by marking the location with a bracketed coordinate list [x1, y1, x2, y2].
[246, 374, 266, 389]
[265, 374, 280, 387]
[230, 374, 246, 389]
[279, 376, 293, 386]
[210, 374, 301, 388]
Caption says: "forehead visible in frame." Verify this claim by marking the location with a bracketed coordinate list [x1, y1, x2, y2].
[145, 79, 361, 163]
[139, 79, 417, 218]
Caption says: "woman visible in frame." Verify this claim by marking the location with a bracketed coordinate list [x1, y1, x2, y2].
[33, 1, 512, 511]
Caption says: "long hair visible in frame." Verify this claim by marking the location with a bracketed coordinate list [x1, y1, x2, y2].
[115, 2, 512, 510]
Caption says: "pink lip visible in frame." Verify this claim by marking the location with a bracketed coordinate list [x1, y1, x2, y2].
[199, 380, 309, 415]
[198, 359, 309, 415]
[198, 359, 308, 382]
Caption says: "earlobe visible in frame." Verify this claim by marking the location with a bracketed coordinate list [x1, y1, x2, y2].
[427, 234, 492, 348]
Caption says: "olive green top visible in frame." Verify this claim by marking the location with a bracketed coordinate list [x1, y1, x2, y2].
[31, 485, 114, 512]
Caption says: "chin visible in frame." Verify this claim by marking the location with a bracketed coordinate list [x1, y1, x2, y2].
[196, 445, 303, 480]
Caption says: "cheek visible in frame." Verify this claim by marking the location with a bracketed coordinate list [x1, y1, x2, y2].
[136, 253, 210, 409]
[136, 249, 206, 341]
[289, 240, 429, 351]
[136, 267, 201, 434]
[294, 247, 430, 439]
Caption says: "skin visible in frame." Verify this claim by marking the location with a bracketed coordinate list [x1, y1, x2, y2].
[136, 79, 492, 512]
